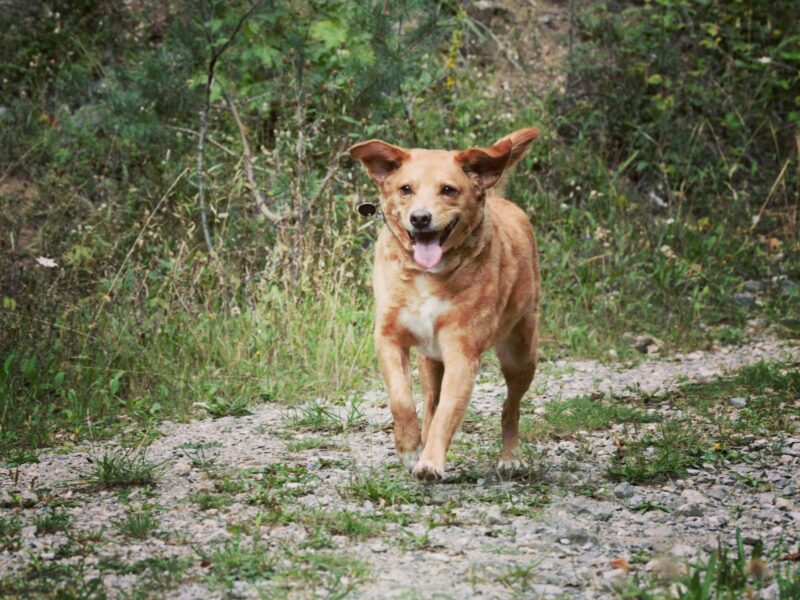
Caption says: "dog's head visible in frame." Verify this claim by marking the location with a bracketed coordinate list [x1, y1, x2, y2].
[349, 128, 538, 271]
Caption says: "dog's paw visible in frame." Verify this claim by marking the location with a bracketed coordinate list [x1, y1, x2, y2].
[398, 447, 422, 472]
[412, 460, 444, 482]
[496, 458, 526, 474]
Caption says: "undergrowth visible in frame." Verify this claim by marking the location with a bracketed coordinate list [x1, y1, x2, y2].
[0, 0, 798, 454]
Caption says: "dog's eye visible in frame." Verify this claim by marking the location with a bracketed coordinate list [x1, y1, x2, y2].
[441, 185, 457, 197]
[399, 185, 413, 196]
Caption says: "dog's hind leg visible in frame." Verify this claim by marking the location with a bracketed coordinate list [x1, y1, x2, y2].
[495, 312, 538, 472]
[377, 344, 422, 471]
[419, 356, 444, 447]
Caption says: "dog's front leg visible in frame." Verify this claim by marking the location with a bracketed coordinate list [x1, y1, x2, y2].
[377, 342, 421, 470]
[413, 346, 479, 481]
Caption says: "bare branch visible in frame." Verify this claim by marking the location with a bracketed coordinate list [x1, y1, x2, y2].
[222, 89, 284, 224]
[195, 0, 263, 253]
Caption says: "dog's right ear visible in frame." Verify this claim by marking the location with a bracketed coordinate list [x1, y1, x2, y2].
[349, 140, 410, 184]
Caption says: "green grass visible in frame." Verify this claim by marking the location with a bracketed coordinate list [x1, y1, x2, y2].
[608, 419, 705, 484]
[190, 491, 234, 511]
[300, 510, 385, 540]
[79, 448, 166, 490]
[285, 437, 344, 452]
[115, 507, 160, 540]
[525, 395, 659, 439]
[0, 559, 105, 599]
[283, 397, 367, 433]
[97, 555, 189, 596]
[202, 534, 370, 596]
[339, 469, 429, 506]
[33, 509, 71, 535]
[672, 360, 800, 436]
[202, 396, 252, 418]
[0, 516, 22, 551]
[618, 530, 800, 599]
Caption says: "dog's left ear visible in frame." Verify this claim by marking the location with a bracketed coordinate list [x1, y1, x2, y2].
[456, 127, 539, 189]
[455, 139, 513, 189]
[493, 127, 539, 169]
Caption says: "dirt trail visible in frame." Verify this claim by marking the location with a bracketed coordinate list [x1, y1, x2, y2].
[2, 336, 798, 598]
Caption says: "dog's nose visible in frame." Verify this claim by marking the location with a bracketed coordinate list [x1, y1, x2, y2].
[409, 210, 432, 229]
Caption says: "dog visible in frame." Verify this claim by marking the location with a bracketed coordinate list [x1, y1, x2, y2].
[349, 128, 540, 481]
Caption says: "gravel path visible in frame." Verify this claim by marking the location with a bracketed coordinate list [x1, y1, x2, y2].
[1, 337, 798, 598]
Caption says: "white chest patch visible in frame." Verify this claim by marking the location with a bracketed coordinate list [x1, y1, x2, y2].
[398, 278, 452, 360]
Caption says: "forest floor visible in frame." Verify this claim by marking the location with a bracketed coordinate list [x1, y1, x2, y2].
[2, 335, 799, 599]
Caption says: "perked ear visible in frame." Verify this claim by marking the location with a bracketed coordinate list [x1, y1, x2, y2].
[348, 140, 410, 183]
[493, 127, 539, 169]
[455, 138, 513, 189]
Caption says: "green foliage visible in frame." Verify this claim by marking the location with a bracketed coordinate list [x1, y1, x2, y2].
[561, 0, 800, 219]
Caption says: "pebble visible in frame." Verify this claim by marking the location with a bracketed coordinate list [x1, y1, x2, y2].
[728, 396, 747, 408]
[485, 505, 503, 525]
[732, 293, 756, 308]
[614, 482, 635, 499]
[743, 280, 765, 293]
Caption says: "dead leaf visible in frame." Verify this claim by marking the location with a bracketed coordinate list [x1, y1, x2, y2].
[610, 558, 630, 573]
[781, 552, 800, 561]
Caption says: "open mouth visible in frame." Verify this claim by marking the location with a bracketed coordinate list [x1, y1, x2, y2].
[407, 217, 459, 270]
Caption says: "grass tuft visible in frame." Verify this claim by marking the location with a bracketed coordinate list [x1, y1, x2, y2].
[80, 447, 166, 490]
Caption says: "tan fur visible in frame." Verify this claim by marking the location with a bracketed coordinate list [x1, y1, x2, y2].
[350, 128, 540, 481]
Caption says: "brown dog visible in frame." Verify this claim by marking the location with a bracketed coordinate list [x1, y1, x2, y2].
[349, 128, 540, 481]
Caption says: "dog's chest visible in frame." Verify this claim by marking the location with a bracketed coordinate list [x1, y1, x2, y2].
[397, 279, 451, 360]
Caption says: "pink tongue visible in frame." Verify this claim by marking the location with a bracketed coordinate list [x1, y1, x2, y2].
[413, 240, 443, 269]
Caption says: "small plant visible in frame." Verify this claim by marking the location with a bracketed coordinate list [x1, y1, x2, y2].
[116, 507, 160, 540]
[190, 492, 234, 511]
[608, 420, 705, 484]
[80, 448, 167, 490]
[203, 396, 252, 418]
[630, 500, 672, 514]
[199, 535, 276, 589]
[284, 397, 366, 433]
[286, 437, 341, 452]
[496, 563, 537, 595]
[0, 516, 22, 551]
[339, 470, 427, 506]
[34, 509, 71, 535]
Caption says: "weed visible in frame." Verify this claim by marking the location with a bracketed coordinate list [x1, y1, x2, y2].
[3, 448, 39, 467]
[630, 500, 672, 514]
[98, 555, 189, 594]
[284, 397, 366, 433]
[339, 469, 427, 506]
[496, 563, 537, 595]
[621, 530, 800, 598]
[34, 509, 71, 535]
[0, 558, 105, 599]
[200, 535, 276, 590]
[286, 437, 343, 452]
[608, 420, 705, 484]
[302, 510, 384, 540]
[0, 516, 22, 551]
[80, 447, 166, 490]
[525, 395, 657, 439]
[116, 507, 160, 540]
[190, 491, 234, 511]
[203, 396, 252, 418]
